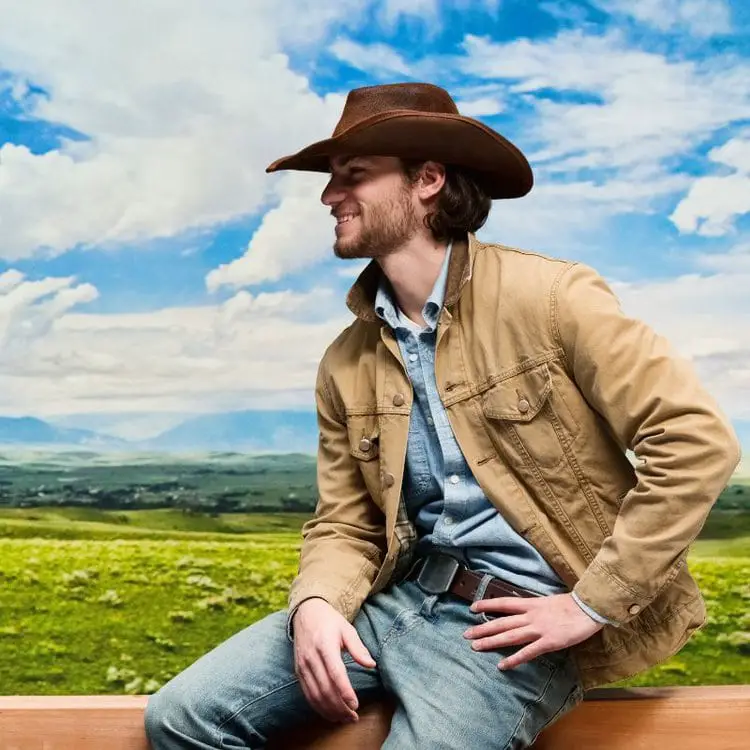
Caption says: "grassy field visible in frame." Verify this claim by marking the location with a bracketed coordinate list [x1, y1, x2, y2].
[0, 508, 748, 694]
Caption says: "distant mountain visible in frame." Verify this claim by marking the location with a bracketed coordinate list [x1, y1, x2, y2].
[142, 410, 318, 453]
[0, 416, 125, 447]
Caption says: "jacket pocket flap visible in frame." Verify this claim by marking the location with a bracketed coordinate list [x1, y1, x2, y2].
[347, 417, 381, 461]
[482, 364, 552, 422]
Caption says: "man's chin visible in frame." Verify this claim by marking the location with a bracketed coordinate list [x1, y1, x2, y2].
[334, 241, 372, 260]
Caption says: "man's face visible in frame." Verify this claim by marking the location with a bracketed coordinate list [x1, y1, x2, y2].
[321, 155, 421, 260]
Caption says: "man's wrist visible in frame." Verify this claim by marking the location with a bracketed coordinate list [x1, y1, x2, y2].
[286, 596, 330, 642]
[571, 591, 619, 627]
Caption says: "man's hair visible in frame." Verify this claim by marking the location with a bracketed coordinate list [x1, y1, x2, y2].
[401, 159, 492, 242]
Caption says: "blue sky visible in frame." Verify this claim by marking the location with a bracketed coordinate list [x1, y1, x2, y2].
[0, 0, 748, 471]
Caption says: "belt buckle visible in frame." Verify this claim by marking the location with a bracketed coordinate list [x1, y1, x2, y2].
[416, 553, 461, 595]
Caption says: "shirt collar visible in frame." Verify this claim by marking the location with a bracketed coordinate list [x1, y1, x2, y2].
[375, 242, 453, 332]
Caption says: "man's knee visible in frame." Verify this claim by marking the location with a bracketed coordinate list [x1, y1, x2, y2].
[145, 681, 221, 749]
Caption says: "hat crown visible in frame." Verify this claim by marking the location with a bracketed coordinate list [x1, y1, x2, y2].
[332, 83, 459, 137]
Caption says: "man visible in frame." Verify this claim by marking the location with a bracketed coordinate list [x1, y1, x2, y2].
[145, 83, 741, 749]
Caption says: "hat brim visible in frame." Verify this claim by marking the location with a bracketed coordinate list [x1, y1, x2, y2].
[265, 111, 533, 200]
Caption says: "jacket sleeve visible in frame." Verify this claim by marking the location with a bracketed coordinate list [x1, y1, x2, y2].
[554, 262, 741, 625]
[286, 357, 387, 639]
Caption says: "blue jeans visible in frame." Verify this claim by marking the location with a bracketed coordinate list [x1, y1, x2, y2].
[145, 578, 584, 749]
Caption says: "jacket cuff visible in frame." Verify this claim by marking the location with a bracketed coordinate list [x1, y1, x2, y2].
[572, 560, 650, 625]
[571, 591, 620, 627]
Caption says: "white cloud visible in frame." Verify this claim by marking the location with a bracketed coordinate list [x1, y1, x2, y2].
[0, 276, 350, 417]
[206, 172, 335, 291]
[592, 0, 732, 37]
[0, 272, 98, 354]
[694, 242, 750, 273]
[670, 135, 750, 236]
[377, 0, 501, 29]
[461, 31, 750, 171]
[337, 261, 370, 279]
[330, 38, 415, 77]
[482, 171, 690, 250]
[0, 0, 364, 260]
[455, 96, 505, 117]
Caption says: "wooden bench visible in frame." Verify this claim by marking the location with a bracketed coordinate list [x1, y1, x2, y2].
[1, 687, 748, 749]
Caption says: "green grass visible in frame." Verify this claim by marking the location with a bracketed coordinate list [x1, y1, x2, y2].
[0, 509, 747, 694]
[0, 508, 307, 540]
[0, 537, 300, 695]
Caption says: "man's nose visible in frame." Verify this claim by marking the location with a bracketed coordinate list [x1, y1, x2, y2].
[321, 178, 345, 207]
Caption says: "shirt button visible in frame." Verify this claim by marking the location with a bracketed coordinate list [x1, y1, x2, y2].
[443, 516, 454, 525]
[393, 393, 405, 407]
[409, 353, 418, 362]
[449, 474, 460, 485]
[358, 438, 372, 452]
[628, 604, 641, 615]
[383, 472, 395, 488]
[427, 417, 434, 425]
[517, 398, 530, 414]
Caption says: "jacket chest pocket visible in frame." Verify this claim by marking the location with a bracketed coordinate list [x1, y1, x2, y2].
[480, 363, 579, 472]
[346, 415, 383, 507]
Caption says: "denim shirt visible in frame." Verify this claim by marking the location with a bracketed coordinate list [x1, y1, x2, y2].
[374, 244, 610, 624]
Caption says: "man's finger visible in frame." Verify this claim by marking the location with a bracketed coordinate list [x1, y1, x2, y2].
[471, 625, 537, 652]
[327, 651, 360, 713]
[463, 614, 528, 640]
[498, 641, 551, 670]
[471, 596, 531, 615]
[342, 626, 377, 669]
[308, 653, 357, 722]
[297, 660, 335, 721]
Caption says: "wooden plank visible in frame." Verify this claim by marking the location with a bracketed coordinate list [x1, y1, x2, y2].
[0, 696, 149, 750]
[533, 686, 750, 750]
[0, 687, 748, 749]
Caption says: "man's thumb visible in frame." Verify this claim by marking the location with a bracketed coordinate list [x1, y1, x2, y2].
[343, 626, 376, 668]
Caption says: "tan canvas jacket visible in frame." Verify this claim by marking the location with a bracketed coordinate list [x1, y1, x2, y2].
[288, 233, 741, 689]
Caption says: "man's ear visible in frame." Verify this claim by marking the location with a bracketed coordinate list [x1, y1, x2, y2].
[416, 161, 446, 200]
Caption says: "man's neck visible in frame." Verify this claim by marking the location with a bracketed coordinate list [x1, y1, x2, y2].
[378, 236, 449, 327]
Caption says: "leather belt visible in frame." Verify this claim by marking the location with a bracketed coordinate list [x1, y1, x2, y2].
[407, 553, 542, 602]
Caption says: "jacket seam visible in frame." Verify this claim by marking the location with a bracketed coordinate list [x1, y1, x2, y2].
[550, 261, 579, 374]
[441, 350, 564, 408]
[319, 366, 346, 424]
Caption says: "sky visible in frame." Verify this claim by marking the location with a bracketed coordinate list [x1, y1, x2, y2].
[0, 0, 748, 471]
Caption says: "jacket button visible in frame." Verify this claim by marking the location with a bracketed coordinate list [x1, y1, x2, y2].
[383, 472, 395, 487]
[628, 604, 641, 615]
[517, 398, 530, 414]
[359, 438, 371, 452]
[393, 393, 405, 407]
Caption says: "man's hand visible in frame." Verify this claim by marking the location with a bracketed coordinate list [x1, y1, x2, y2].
[292, 598, 377, 724]
[463, 593, 604, 670]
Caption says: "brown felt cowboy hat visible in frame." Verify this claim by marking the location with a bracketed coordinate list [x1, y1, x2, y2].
[266, 82, 533, 199]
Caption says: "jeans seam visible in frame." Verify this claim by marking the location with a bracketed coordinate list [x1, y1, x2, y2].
[526, 680, 583, 748]
[380, 607, 426, 651]
[215, 676, 300, 741]
[501, 662, 558, 750]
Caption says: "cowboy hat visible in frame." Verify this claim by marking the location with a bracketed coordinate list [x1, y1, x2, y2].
[265, 82, 533, 199]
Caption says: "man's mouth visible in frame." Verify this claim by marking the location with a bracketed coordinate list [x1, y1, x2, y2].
[335, 213, 358, 225]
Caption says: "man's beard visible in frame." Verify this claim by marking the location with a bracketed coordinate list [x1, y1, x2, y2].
[333, 185, 420, 260]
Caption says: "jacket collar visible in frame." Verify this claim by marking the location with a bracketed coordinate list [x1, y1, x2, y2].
[345, 232, 476, 323]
